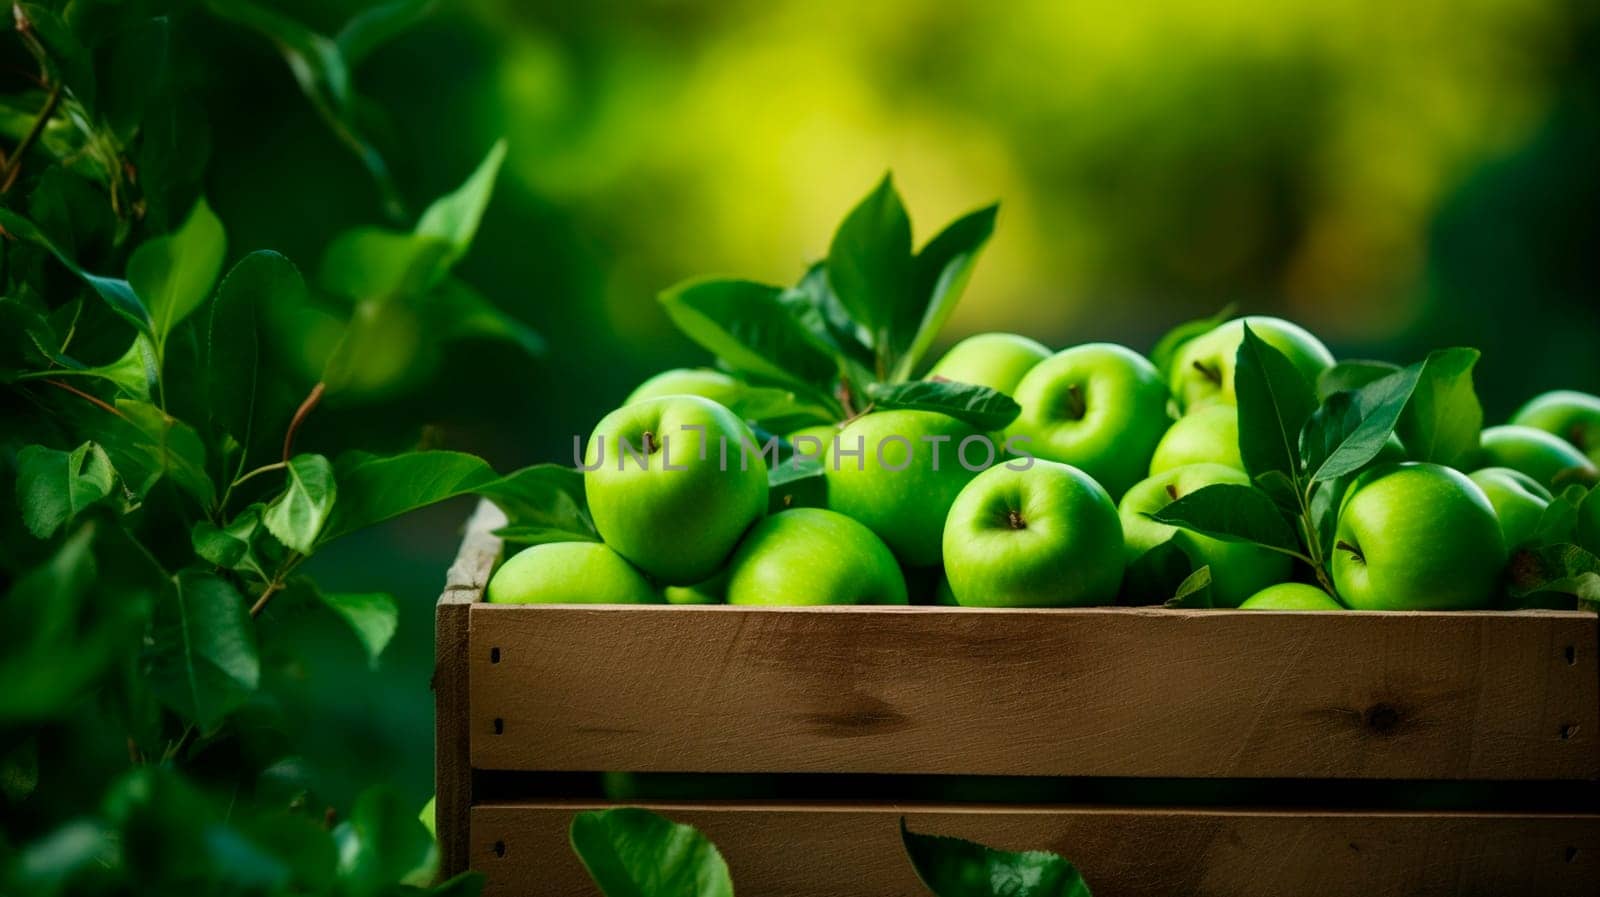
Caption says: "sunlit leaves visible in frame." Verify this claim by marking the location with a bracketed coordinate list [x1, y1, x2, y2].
[127, 198, 226, 348]
[569, 807, 734, 897]
[900, 819, 1093, 897]
[1395, 347, 1482, 467]
[15, 442, 116, 539]
[659, 277, 839, 392]
[1234, 322, 1317, 482]
[263, 454, 337, 554]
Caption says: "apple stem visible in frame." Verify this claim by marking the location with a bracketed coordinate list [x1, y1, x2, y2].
[642, 430, 659, 454]
[1165, 483, 1179, 501]
[1335, 539, 1364, 563]
[1007, 509, 1027, 530]
[1063, 384, 1087, 420]
[1192, 359, 1222, 386]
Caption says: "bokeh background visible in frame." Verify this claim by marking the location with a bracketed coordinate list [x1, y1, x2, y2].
[192, 0, 1599, 810]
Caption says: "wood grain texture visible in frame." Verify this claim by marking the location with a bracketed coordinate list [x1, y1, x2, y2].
[471, 801, 1600, 897]
[468, 604, 1600, 780]
[436, 500, 506, 877]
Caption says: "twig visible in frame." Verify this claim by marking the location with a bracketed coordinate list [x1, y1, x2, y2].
[281, 381, 325, 461]
[248, 577, 286, 618]
[0, 80, 62, 193]
[43, 378, 125, 418]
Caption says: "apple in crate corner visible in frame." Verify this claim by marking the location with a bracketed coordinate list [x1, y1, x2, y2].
[824, 410, 985, 568]
[1167, 316, 1335, 411]
[1330, 463, 1506, 610]
[726, 508, 908, 606]
[584, 395, 768, 585]
[925, 332, 1052, 394]
[486, 542, 659, 604]
[1006, 343, 1171, 500]
[1119, 464, 1293, 608]
[942, 460, 1123, 607]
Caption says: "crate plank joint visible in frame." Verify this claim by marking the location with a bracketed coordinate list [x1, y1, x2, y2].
[437, 501, 1600, 896]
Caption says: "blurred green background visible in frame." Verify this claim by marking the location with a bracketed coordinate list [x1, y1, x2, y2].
[193, 0, 1598, 809]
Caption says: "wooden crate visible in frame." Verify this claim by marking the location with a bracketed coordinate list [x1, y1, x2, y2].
[437, 501, 1600, 896]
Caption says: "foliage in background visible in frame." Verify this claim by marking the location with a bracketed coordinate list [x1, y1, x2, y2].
[0, 1, 560, 893]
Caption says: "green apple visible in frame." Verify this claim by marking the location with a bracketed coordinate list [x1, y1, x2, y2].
[726, 508, 907, 605]
[624, 367, 744, 406]
[1468, 467, 1553, 551]
[1168, 316, 1335, 411]
[1007, 343, 1171, 500]
[1238, 583, 1343, 610]
[927, 332, 1052, 394]
[824, 410, 985, 567]
[486, 541, 660, 604]
[1510, 390, 1600, 455]
[1331, 463, 1505, 610]
[1148, 404, 1242, 475]
[943, 460, 1123, 607]
[584, 396, 768, 584]
[1475, 425, 1597, 489]
[663, 571, 727, 605]
[1119, 464, 1293, 607]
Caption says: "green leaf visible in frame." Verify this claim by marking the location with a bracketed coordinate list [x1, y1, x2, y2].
[900, 818, 1092, 897]
[415, 139, 507, 264]
[1394, 348, 1482, 467]
[1301, 363, 1422, 483]
[75, 337, 159, 401]
[659, 277, 839, 392]
[116, 400, 216, 506]
[127, 198, 227, 346]
[15, 442, 116, 539]
[827, 173, 913, 359]
[0, 209, 150, 332]
[1234, 322, 1318, 483]
[1315, 360, 1400, 401]
[143, 570, 259, 733]
[1530, 485, 1587, 548]
[865, 380, 1021, 431]
[779, 261, 875, 383]
[208, 251, 308, 467]
[191, 504, 288, 582]
[319, 229, 453, 302]
[424, 278, 544, 357]
[569, 807, 734, 897]
[320, 453, 595, 546]
[1149, 303, 1236, 380]
[316, 590, 398, 668]
[1164, 565, 1215, 609]
[1121, 538, 1195, 606]
[893, 203, 999, 379]
[333, 786, 439, 897]
[1507, 543, 1600, 601]
[1150, 483, 1301, 554]
[336, 0, 438, 64]
[263, 454, 337, 555]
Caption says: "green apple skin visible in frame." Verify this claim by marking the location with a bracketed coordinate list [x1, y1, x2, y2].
[1474, 425, 1597, 489]
[824, 410, 985, 567]
[584, 396, 768, 585]
[486, 542, 660, 604]
[943, 460, 1123, 608]
[1238, 583, 1344, 610]
[1331, 463, 1506, 611]
[1148, 404, 1243, 475]
[1007, 343, 1171, 500]
[663, 571, 727, 605]
[927, 333, 1052, 395]
[1168, 316, 1335, 411]
[624, 368, 744, 406]
[725, 508, 908, 606]
[1510, 390, 1600, 455]
[1119, 464, 1293, 607]
[1468, 467, 1553, 551]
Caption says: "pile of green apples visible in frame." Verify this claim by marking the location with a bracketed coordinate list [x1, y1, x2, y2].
[487, 179, 1600, 613]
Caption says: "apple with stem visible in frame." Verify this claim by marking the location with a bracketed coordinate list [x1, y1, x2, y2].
[1168, 316, 1334, 411]
[942, 460, 1123, 607]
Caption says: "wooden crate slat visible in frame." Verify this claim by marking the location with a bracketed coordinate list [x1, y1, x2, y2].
[471, 801, 1600, 897]
[435, 500, 507, 877]
[467, 603, 1599, 780]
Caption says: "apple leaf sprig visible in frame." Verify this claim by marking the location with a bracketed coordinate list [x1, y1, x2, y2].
[1146, 323, 1486, 600]
[657, 175, 1018, 435]
[565, 807, 1093, 897]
